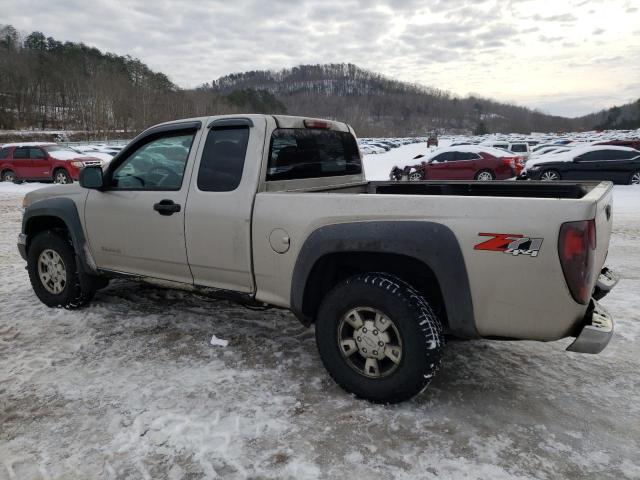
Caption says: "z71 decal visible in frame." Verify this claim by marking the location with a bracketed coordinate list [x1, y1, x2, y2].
[474, 233, 544, 258]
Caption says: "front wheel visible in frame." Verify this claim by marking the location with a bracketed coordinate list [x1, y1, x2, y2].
[408, 171, 423, 181]
[315, 273, 444, 404]
[27, 231, 96, 308]
[540, 169, 561, 181]
[53, 169, 72, 184]
[630, 171, 640, 185]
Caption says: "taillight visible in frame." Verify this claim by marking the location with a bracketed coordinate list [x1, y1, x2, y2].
[502, 157, 515, 167]
[558, 219, 596, 304]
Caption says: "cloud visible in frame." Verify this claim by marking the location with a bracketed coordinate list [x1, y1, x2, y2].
[0, 0, 637, 117]
[531, 13, 577, 22]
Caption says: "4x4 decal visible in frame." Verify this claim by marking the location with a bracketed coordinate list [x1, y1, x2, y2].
[474, 233, 543, 257]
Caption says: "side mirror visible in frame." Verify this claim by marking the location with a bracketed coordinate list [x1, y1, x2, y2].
[79, 166, 104, 189]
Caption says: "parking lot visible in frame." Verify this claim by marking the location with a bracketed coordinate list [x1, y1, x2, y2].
[1, 175, 639, 479]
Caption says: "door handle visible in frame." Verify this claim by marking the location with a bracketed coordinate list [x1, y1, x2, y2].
[153, 199, 181, 216]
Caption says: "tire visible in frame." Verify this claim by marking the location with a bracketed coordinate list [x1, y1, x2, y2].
[27, 231, 96, 309]
[315, 273, 444, 404]
[475, 169, 495, 181]
[53, 168, 72, 184]
[629, 171, 640, 185]
[540, 169, 561, 181]
[1, 170, 15, 182]
[408, 171, 423, 181]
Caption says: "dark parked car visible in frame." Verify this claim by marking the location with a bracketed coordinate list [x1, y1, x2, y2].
[525, 146, 640, 184]
[592, 139, 640, 150]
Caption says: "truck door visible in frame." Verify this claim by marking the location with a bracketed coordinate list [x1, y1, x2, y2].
[185, 116, 267, 293]
[84, 123, 201, 283]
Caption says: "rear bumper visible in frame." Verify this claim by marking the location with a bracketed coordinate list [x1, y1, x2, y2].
[566, 267, 618, 354]
[593, 266, 619, 300]
[566, 299, 613, 354]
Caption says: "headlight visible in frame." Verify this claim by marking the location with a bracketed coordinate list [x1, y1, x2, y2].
[71, 161, 85, 168]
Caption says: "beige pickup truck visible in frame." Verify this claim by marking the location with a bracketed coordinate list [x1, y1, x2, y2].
[19, 115, 618, 403]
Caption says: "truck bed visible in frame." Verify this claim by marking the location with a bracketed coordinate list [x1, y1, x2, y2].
[293, 180, 601, 199]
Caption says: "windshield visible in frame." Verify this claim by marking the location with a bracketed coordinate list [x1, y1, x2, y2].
[267, 128, 362, 181]
[44, 145, 77, 153]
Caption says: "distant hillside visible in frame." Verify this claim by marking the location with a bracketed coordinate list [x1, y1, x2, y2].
[1, 25, 638, 137]
[578, 99, 640, 131]
[208, 63, 587, 136]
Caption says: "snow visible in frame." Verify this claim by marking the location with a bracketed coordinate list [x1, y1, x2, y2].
[0, 181, 52, 196]
[363, 142, 436, 180]
[0, 141, 56, 147]
[0, 179, 639, 478]
[210, 334, 229, 347]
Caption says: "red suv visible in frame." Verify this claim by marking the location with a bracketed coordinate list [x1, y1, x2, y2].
[0, 142, 102, 183]
[390, 147, 523, 181]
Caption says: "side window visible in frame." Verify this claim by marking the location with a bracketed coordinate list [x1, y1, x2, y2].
[608, 150, 635, 160]
[111, 132, 195, 190]
[13, 147, 29, 159]
[30, 148, 46, 159]
[432, 152, 454, 162]
[456, 152, 480, 161]
[0, 148, 9, 159]
[577, 152, 599, 161]
[197, 127, 249, 192]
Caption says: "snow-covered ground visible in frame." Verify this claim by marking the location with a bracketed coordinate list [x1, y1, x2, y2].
[1, 145, 639, 479]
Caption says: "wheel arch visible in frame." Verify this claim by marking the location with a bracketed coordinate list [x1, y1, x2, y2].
[290, 221, 478, 338]
[52, 166, 71, 181]
[1, 167, 15, 178]
[22, 197, 97, 274]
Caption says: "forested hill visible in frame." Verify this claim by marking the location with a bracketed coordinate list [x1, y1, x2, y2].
[209, 63, 583, 136]
[1, 25, 637, 137]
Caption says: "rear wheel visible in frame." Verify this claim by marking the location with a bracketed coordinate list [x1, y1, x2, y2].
[2, 170, 15, 182]
[27, 231, 96, 308]
[53, 169, 71, 184]
[540, 169, 561, 181]
[475, 169, 495, 181]
[315, 273, 444, 404]
[630, 171, 640, 185]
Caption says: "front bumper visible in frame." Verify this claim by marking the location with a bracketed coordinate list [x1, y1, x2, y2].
[17, 233, 27, 261]
[566, 299, 613, 354]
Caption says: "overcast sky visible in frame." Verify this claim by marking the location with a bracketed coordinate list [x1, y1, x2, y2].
[2, 0, 639, 117]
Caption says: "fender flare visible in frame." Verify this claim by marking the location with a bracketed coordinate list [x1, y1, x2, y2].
[290, 221, 477, 338]
[22, 197, 97, 274]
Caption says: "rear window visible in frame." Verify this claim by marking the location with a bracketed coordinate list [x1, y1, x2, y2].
[267, 129, 361, 181]
[0, 147, 9, 159]
[510, 144, 527, 152]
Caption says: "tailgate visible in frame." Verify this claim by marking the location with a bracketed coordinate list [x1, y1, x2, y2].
[590, 182, 614, 278]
